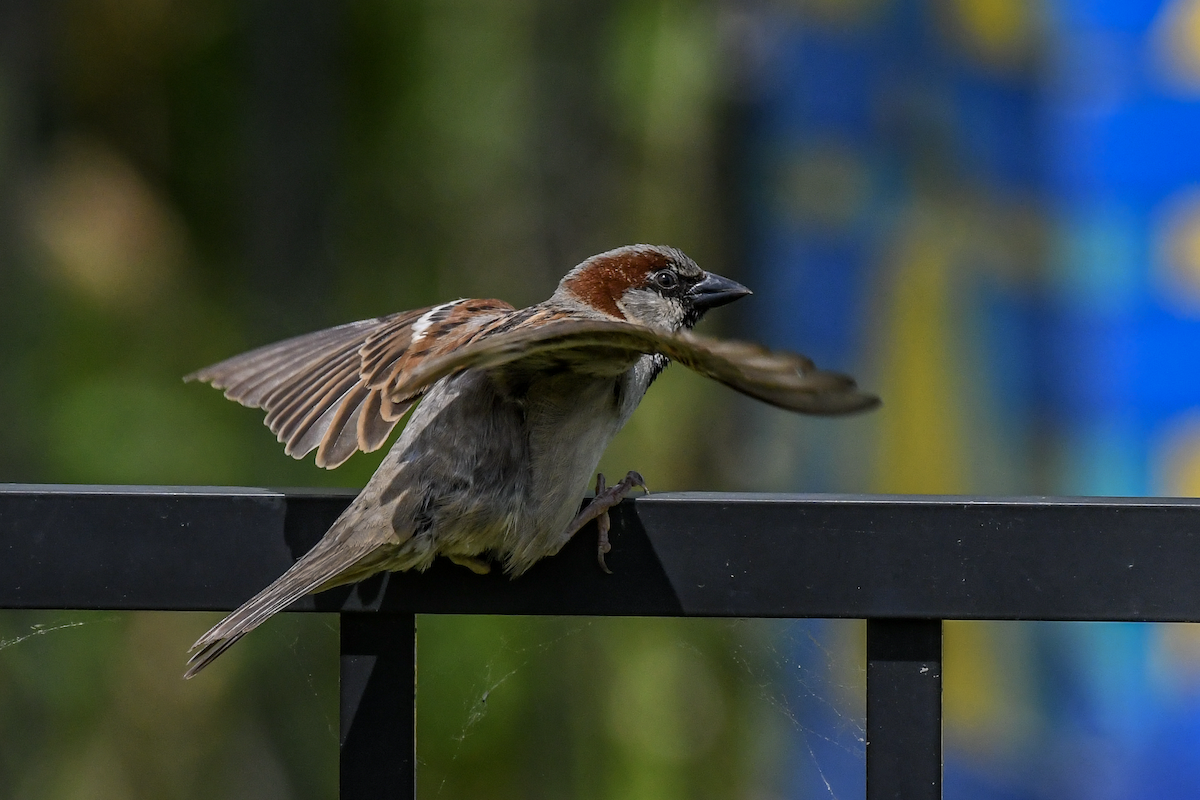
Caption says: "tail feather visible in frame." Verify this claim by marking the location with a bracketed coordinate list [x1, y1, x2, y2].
[184, 536, 380, 679]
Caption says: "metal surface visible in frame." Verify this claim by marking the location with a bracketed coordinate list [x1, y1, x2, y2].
[0, 485, 343, 611]
[341, 613, 416, 800]
[637, 493, 1200, 621]
[8, 483, 1199, 800]
[4, 485, 1200, 621]
[866, 619, 942, 800]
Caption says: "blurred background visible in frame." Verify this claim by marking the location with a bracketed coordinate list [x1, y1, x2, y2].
[4, 0, 1200, 797]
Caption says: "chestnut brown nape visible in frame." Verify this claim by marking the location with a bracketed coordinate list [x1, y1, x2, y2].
[560, 245, 696, 319]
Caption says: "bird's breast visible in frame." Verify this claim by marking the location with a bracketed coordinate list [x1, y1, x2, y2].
[503, 355, 659, 568]
[359, 355, 661, 575]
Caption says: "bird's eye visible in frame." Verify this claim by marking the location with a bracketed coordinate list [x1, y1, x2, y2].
[652, 270, 678, 290]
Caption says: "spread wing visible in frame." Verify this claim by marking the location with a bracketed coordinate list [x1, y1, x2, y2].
[388, 318, 880, 416]
[185, 299, 516, 468]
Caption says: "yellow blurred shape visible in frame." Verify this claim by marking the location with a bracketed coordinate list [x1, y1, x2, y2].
[943, 621, 1034, 755]
[1151, 0, 1200, 93]
[1153, 187, 1200, 316]
[28, 136, 186, 311]
[875, 220, 967, 494]
[1152, 409, 1200, 496]
[1152, 624, 1200, 697]
[941, 0, 1036, 70]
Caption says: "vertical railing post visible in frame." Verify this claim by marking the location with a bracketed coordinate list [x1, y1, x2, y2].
[340, 612, 417, 799]
[866, 618, 943, 800]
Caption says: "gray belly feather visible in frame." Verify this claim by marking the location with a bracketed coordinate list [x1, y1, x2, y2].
[348, 354, 659, 575]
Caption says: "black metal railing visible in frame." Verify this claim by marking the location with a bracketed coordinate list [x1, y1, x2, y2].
[5, 485, 1200, 798]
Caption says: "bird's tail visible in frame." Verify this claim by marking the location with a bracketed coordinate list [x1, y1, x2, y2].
[184, 532, 381, 679]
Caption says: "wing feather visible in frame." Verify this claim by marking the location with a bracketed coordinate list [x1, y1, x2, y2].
[191, 320, 376, 404]
[185, 301, 515, 467]
[388, 319, 879, 415]
[189, 309, 876, 469]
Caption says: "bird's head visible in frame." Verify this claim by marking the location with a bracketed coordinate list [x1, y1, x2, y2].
[555, 244, 751, 332]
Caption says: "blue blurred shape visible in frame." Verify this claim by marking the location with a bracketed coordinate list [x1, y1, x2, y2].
[740, 0, 1200, 797]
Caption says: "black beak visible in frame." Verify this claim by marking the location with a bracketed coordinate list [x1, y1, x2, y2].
[689, 271, 752, 311]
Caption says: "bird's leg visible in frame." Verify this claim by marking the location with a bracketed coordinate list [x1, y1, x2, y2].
[564, 470, 648, 573]
[448, 554, 492, 575]
[595, 473, 611, 573]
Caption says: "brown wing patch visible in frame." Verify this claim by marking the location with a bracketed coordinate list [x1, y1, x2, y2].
[366, 299, 515, 389]
[186, 299, 516, 468]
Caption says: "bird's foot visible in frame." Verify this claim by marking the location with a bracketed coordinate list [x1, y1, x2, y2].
[566, 471, 648, 573]
[448, 554, 492, 575]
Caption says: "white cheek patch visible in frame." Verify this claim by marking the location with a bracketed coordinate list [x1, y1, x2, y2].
[411, 299, 466, 343]
[617, 288, 685, 330]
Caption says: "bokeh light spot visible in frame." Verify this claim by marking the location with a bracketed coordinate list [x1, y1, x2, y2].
[1153, 187, 1200, 315]
[1151, 0, 1200, 93]
[1151, 409, 1200, 497]
[27, 136, 187, 312]
[942, 0, 1036, 71]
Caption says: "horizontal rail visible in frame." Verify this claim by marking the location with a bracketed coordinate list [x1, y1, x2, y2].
[3, 485, 1200, 621]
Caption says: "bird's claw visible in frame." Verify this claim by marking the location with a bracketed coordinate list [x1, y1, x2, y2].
[566, 470, 648, 574]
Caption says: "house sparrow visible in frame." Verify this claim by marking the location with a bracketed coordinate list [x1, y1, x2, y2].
[183, 244, 878, 677]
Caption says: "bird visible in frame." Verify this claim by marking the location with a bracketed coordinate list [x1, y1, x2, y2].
[182, 244, 878, 677]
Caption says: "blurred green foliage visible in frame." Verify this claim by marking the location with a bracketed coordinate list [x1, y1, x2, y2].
[0, 1, 848, 798]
